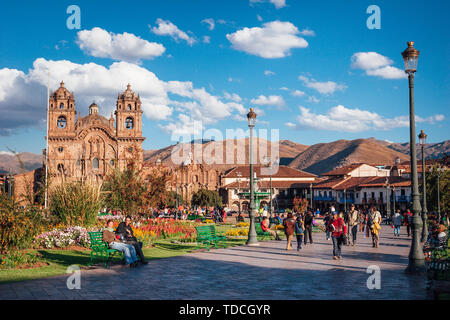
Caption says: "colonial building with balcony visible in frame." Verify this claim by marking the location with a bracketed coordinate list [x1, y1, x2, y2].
[221, 165, 317, 212]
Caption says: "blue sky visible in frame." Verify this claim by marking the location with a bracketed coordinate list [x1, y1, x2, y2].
[0, 0, 449, 154]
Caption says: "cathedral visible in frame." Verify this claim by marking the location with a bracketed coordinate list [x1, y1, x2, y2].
[46, 82, 145, 183]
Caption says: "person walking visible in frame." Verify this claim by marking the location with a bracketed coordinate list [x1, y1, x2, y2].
[303, 210, 314, 245]
[359, 210, 366, 233]
[392, 209, 402, 237]
[282, 212, 296, 251]
[405, 209, 413, 237]
[323, 212, 332, 240]
[328, 211, 347, 260]
[295, 214, 304, 251]
[348, 204, 360, 246]
[367, 206, 382, 248]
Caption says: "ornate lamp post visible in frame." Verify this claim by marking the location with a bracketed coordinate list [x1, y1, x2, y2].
[419, 130, 428, 242]
[385, 177, 391, 219]
[246, 108, 259, 246]
[402, 41, 425, 274]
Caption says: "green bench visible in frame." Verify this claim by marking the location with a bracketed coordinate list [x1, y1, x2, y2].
[255, 223, 274, 240]
[188, 215, 205, 221]
[88, 231, 124, 268]
[195, 225, 226, 250]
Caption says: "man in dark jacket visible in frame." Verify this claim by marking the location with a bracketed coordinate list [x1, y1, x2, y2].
[116, 216, 148, 264]
[303, 211, 314, 244]
[282, 212, 296, 250]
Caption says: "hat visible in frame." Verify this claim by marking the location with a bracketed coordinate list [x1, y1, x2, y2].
[331, 207, 335, 212]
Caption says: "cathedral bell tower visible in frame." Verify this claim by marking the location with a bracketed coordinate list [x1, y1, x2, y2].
[115, 84, 145, 170]
[48, 81, 76, 137]
[115, 84, 143, 137]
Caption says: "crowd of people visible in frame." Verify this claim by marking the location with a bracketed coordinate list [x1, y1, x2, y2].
[102, 203, 448, 266]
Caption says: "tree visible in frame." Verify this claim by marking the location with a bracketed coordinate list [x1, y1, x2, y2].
[191, 189, 223, 208]
[293, 197, 309, 214]
[102, 163, 147, 217]
[426, 166, 449, 213]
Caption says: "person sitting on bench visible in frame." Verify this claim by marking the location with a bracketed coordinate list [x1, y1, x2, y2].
[103, 220, 139, 268]
[261, 216, 281, 240]
[116, 216, 148, 264]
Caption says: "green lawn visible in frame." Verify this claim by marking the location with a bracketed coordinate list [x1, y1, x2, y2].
[0, 223, 278, 284]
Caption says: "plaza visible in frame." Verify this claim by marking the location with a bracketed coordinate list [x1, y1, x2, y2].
[0, 225, 428, 300]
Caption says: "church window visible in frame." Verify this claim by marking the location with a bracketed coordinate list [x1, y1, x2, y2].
[60, 103, 64, 109]
[110, 159, 115, 166]
[57, 116, 67, 128]
[58, 146, 63, 153]
[125, 117, 133, 129]
[127, 104, 132, 110]
[93, 158, 99, 169]
[57, 163, 64, 173]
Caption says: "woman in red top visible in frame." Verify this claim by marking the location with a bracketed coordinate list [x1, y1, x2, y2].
[261, 216, 281, 240]
[328, 211, 347, 260]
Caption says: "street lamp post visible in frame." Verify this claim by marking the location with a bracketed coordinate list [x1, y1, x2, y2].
[310, 183, 313, 212]
[392, 186, 396, 215]
[263, 156, 274, 217]
[402, 41, 425, 274]
[385, 177, 391, 219]
[436, 166, 444, 218]
[246, 108, 258, 246]
[419, 130, 428, 242]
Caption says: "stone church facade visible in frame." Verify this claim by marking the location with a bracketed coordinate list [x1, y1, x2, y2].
[46, 82, 144, 184]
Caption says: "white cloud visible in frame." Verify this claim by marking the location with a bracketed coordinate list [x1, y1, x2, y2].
[201, 18, 215, 31]
[298, 75, 347, 95]
[226, 21, 308, 58]
[264, 70, 275, 76]
[224, 92, 242, 103]
[307, 96, 319, 103]
[291, 89, 305, 97]
[290, 105, 445, 132]
[203, 36, 211, 43]
[365, 66, 407, 79]
[299, 29, 315, 36]
[250, 0, 286, 9]
[0, 150, 14, 155]
[250, 95, 285, 107]
[76, 27, 165, 63]
[0, 58, 247, 136]
[351, 52, 406, 79]
[151, 18, 196, 46]
[285, 122, 296, 128]
[257, 15, 263, 22]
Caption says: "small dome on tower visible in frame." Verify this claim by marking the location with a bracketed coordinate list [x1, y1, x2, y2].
[51, 81, 74, 100]
[89, 102, 99, 115]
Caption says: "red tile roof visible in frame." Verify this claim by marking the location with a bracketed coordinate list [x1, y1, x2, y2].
[224, 165, 317, 178]
[321, 163, 365, 176]
[223, 180, 314, 189]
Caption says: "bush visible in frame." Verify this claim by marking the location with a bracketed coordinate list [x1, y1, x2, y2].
[0, 251, 43, 269]
[0, 194, 45, 253]
[49, 180, 102, 227]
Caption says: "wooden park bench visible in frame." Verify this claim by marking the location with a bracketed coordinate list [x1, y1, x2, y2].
[88, 231, 124, 268]
[194, 225, 226, 250]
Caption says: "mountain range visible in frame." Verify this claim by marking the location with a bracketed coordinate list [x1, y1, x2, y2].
[2, 138, 448, 176]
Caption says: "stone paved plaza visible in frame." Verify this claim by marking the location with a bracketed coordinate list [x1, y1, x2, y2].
[0, 225, 429, 300]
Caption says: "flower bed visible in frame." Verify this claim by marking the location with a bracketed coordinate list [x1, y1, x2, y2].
[226, 228, 249, 237]
[235, 222, 250, 228]
[34, 226, 91, 249]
